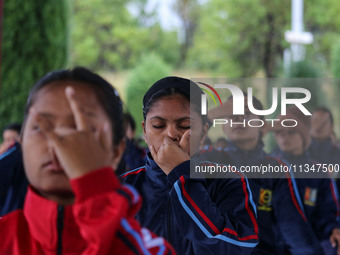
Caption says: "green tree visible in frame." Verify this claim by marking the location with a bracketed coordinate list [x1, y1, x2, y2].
[188, 0, 340, 78]
[172, 0, 200, 66]
[0, 0, 69, 133]
[125, 53, 171, 136]
[305, 0, 340, 67]
[71, 0, 180, 71]
[330, 40, 340, 134]
[188, 0, 290, 77]
[285, 61, 325, 110]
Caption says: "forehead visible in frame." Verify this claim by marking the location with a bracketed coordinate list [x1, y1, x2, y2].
[148, 94, 190, 114]
[313, 110, 330, 119]
[33, 81, 100, 109]
[3, 129, 20, 137]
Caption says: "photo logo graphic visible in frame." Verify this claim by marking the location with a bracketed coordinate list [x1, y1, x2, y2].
[198, 82, 223, 115]
[197, 82, 312, 128]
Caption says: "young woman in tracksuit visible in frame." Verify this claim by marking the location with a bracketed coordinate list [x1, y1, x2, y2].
[121, 77, 259, 254]
[0, 67, 174, 255]
[208, 95, 324, 254]
[272, 105, 340, 255]
[308, 107, 340, 194]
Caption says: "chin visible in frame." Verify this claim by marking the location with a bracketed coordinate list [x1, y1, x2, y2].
[36, 182, 73, 195]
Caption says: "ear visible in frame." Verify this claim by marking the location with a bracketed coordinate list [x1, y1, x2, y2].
[199, 122, 209, 146]
[142, 120, 148, 144]
[111, 139, 126, 171]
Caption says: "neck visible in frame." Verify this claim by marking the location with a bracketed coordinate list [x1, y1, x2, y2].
[38, 190, 75, 205]
[312, 137, 329, 142]
[286, 148, 304, 156]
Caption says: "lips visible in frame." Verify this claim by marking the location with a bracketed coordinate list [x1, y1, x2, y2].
[42, 161, 64, 172]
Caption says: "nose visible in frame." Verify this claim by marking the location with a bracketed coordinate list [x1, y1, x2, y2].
[166, 125, 180, 141]
[232, 115, 245, 121]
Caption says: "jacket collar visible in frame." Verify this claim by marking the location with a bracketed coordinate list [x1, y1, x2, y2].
[276, 150, 311, 165]
[23, 187, 85, 252]
[145, 153, 168, 187]
[224, 141, 266, 166]
[310, 138, 335, 154]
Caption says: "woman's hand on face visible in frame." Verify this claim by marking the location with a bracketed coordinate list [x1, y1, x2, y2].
[149, 130, 190, 175]
[32, 86, 113, 179]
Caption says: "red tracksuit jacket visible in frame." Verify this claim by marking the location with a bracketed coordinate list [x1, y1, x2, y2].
[0, 167, 175, 255]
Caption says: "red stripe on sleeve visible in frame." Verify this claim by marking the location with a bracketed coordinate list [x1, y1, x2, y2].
[330, 181, 340, 217]
[239, 175, 259, 235]
[180, 176, 221, 235]
[120, 168, 146, 179]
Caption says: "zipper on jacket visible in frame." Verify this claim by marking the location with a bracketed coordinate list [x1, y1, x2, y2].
[56, 205, 64, 255]
[167, 199, 172, 244]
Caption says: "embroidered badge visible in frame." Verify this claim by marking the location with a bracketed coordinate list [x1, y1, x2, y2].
[258, 188, 272, 211]
[304, 187, 317, 206]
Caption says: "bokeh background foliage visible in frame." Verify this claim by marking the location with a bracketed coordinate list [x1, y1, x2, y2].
[0, 0, 69, 131]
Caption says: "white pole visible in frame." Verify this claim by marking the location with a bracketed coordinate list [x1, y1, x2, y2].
[291, 0, 305, 62]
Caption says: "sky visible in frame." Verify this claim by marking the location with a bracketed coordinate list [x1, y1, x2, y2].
[146, 0, 181, 31]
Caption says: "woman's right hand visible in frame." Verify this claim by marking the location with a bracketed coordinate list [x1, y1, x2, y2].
[149, 130, 190, 175]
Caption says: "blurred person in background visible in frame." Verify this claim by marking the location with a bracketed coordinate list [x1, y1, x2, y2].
[209, 94, 323, 255]
[309, 107, 340, 176]
[0, 141, 28, 216]
[116, 112, 147, 175]
[0, 123, 22, 155]
[0, 122, 27, 216]
[272, 106, 340, 255]
[214, 137, 228, 151]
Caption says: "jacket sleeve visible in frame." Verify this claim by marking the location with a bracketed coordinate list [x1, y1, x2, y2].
[273, 176, 324, 255]
[316, 177, 340, 240]
[70, 167, 175, 255]
[0, 144, 20, 186]
[167, 160, 258, 255]
[0, 143, 28, 216]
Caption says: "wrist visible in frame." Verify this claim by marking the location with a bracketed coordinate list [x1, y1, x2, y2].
[167, 160, 190, 185]
[70, 167, 120, 202]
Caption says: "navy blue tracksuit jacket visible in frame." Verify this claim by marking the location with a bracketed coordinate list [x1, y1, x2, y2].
[121, 154, 259, 255]
[220, 142, 323, 255]
[308, 138, 340, 199]
[0, 143, 28, 216]
[308, 138, 340, 166]
[273, 150, 340, 241]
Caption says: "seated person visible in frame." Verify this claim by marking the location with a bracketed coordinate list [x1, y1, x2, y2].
[0, 67, 174, 255]
[121, 77, 259, 255]
[0, 123, 22, 155]
[272, 106, 340, 255]
[209, 94, 323, 255]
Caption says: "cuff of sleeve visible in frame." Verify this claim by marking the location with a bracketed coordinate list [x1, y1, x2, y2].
[71, 167, 120, 203]
[167, 160, 190, 186]
[324, 221, 340, 239]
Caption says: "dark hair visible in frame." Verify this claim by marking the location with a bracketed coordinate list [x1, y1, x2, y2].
[3, 123, 22, 134]
[24, 67, 124, 145]
[313, 106, 334, 126]
[123, 112, 136, 132]
[227, 92, 264, 120]
[142, 76, 208, 124]
[227, 92, 265, 141]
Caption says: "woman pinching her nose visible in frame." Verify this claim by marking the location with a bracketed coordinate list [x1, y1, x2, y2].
[121, 76, 259, 255]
